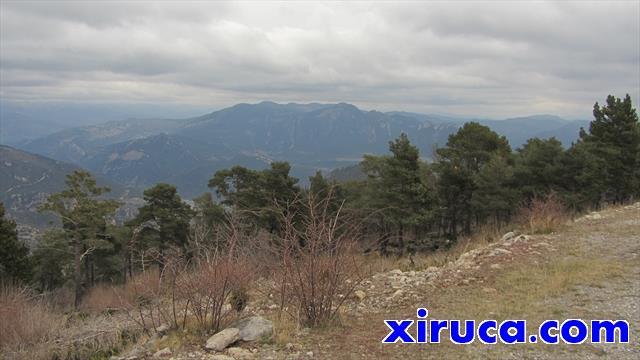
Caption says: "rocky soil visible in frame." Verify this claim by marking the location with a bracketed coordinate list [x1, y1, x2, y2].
[117, 203, 640, 359]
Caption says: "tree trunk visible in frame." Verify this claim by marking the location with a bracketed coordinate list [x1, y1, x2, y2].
[73, 238, 83, 309]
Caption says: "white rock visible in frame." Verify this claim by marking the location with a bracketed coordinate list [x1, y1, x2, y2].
[353, 290, 366, 301]
[232, 316, 273, 341]
[500, 231, 516, 242]
[491, 248, 512, 256]
[205, 328, 240, 351]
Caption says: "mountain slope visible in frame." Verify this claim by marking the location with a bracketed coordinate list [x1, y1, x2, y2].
[1, 145, 82, 226]
[15, 102, 589, 199]
[19, 118, 187, 165]
[0, 145, 125, 227]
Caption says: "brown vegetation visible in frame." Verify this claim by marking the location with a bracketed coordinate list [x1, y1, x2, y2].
[516, 192, 569, 234]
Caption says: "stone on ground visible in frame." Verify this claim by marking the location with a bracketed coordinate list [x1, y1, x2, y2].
[231, 316, 273, 341]
[205, 328, 240, 351]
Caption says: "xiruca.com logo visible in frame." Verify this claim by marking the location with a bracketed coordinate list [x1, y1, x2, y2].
[382, 309, 630, 345]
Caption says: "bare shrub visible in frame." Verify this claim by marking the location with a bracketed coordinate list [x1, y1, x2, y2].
[114, 267, 166, 333]
[178, 255, 254, 333]
[116, 229, 255, 335]
[0, 286, 64, 352]
[266, 190, 365, 327]
[517, 192, 569, 234]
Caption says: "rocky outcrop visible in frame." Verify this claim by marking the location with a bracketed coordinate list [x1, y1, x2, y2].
[231, 316, 273, 342]
[205, 328, 240, 351]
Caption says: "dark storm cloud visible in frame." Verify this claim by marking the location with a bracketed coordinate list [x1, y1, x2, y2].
[0, 1, 638, 117]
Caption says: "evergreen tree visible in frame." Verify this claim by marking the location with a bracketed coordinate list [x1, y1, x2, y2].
[131, 183, 193, 269]
[361, 134, 433, 254]
[0, 203, 32, 284]
[471, 154, 517, 226]
[435, 122, 511, 238]
[209, 162, 300, 233]
[579, 94, 640, 203]
[513, 137, 565, 201]
[31, 229, 72, 291]
[39, 171, 120, 308]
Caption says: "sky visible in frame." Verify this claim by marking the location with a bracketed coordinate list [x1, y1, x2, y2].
[1, 1, 639, 119]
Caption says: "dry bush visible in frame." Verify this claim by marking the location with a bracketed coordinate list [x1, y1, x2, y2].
[115, 230, 255, 335]
[517, 192, 569, 234]
[265, 190, 365, 327]
[179, 255, 254, 333]
[113, 267, 167, 333]
[81, 283, 123, 314]
[0, 286, 64, 353]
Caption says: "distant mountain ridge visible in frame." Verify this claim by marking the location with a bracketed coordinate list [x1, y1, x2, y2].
[9, 102, 590, 199]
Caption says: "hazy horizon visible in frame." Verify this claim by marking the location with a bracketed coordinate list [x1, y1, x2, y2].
[1, 1, 639, 120]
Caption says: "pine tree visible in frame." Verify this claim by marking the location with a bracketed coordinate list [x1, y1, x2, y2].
[131, 183, 193, 269]
[471, 154, 518, 226]
[0, 203, 32, 284]
[435, 122, 511, 238]
[361, 134, 433, 254]
[209, 162, 300, 233]
[513, 137, 565, 201]
[39, 170, 120, 308]
[580, 94, 640, 203]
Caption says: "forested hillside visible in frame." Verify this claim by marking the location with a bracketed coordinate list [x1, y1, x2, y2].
[12, 102, 588, 200]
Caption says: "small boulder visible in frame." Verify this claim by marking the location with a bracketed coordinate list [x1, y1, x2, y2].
[500, 231, 516, 242]
[232, 316, 273, 341]
[205, 328, 240, 351]
[353, 290, 366, 301]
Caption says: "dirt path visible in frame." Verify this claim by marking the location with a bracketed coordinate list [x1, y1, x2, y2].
[254, 203, 640, 359]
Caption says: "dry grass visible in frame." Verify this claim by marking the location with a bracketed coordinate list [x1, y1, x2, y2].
[82, 283, 124, 314]
[271, 315, 300, 346]
[1, 286, 134, 360]
[516, 192, 569, 234]
[0, 286, 65, 353]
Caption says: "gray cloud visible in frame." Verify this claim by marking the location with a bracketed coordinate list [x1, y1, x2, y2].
[1, 1, 638, 118]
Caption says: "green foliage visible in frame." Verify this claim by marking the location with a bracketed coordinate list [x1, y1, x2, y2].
[209, 162, 300, 233]
[579, 94, 640, 203]
[513, 137, 565, 200]
[31, 229, 72, 291]
[0, 202, 32, 284]
[435, 122, 512, 238]
[193, 192, 226, 226]
[359, 134, 434, 253]
[471, 154, 518, 225]
[131, 183, 193, 264]
[38, 170, 120, 306]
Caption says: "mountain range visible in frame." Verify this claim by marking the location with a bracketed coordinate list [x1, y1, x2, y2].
[1, 101, 590, 225]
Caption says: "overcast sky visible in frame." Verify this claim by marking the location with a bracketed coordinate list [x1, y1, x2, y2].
[1, 1, 638, 118]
